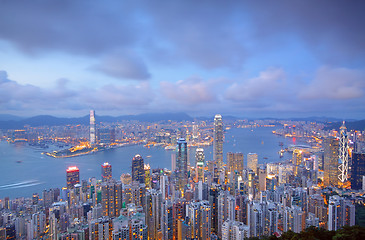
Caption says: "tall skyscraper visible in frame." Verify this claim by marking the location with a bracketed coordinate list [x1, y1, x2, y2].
[101, 162, 112, 182]
[101, 180, 122, 217]
[176, 138, 188, 191]
[247, 153, 258, 173]
[195, 148, 205, 182]
[227, 152, 244, 176]
[338, 121, 349, 183]
[351, 152, 365, 190]
[213, 114, 223, 168]
[323, 137, 339, 187]
[132, 154, 145, 184]
[90, 110, 96, 145]
[66, 166, 80, 189]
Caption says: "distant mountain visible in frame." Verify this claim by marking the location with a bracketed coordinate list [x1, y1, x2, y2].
[0, 114, 25, 121]
[325, 120, 365, 131]
[0, 112, 193, 129]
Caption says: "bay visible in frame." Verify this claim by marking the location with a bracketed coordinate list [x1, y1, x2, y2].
[0, 127, 295, 198]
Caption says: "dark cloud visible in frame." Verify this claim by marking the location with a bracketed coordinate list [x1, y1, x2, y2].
[91, 51, 151, 80]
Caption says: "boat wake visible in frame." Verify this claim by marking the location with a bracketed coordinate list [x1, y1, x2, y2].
[0, 180, 42, 190]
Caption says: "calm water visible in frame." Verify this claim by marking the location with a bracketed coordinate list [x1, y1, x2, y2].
[0, 127, 295, 198]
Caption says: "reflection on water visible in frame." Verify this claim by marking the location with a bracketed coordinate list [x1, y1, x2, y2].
[0, 127, 296, 198]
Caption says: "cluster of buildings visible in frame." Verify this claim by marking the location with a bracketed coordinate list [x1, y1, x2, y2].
[0, 115, 364, 240]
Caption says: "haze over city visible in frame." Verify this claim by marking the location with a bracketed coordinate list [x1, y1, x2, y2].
[0, 1, 364, 118]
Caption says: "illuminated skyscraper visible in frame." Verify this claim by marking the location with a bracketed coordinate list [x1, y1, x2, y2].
[101, 180, 122, 217]
[338, 121, 349, 183]
[213, 114, 223, 168]
[144, 164, 151, 189]
[247, 153, 258, 173]
[90, 110, 96, 145]
[101, 162, 112, 182]
[176, 138, 188, 191]
[195, 148, 205, 182]
[293, 149, 303, 176]
[324, 137, 339, 187]
[132, 154, 144, 184]
[227, 152, 244, 176]
[66, 166, 80, 189]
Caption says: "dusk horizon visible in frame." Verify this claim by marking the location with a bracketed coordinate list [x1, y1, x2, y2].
[1, 1, 365, 119]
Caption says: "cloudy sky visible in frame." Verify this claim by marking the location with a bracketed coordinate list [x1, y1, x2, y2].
[0, 1, 364, 118]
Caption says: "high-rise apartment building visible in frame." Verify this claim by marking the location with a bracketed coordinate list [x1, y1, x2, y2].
[132, 154, 145, 184]
[351, 152, 365, 190]
[227, 152, 244, 176]
[101, 162, 112, 182]
[176, 138, 188, 191]
[323, 137, 339, 187]
[186, 201, 211, 240]
[101, 180, 122, 217]
[90, 110, 96, 145]
[338, 122, 349, 183]
[247, 153, 258, 174]
[213, 114, 223, 168]
[66, 166, 80, 189]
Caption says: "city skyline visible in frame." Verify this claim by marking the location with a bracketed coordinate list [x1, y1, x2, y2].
[0, 1, 364, 119]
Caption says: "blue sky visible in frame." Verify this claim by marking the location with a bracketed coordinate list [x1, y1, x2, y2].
[0, 1, 364, 119]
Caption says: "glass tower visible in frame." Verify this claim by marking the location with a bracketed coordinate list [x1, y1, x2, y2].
[132, 154, 145, 184]
[176, 138, 188, 191]
[213, 114, 223, 168]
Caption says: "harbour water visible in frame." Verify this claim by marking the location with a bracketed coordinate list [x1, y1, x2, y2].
[0, 127, 296, 198]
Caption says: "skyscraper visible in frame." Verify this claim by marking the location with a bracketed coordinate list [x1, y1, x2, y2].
[66, 166, 80, 189]
[247, 153, 258, 174]
[132, 154, 145, 184]
[213, 114, 223, 168]
[338, 121, 349, 183]
[101, 162, 112, 182]
[195, 148, 205, 182]
[227, 152, 244, 176]
[101, 180, 122, 217]
[351, 152, 365, 190]
[90, 110, 96, 145]
[176, 138, 188, 191]
[323, 137, 339, 187]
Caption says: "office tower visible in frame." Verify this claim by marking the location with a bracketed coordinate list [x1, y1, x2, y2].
[192, 123, 199, 140]
[101, 162, 112, 182]
[213, 114, 223, 168]
[222, 220, 249, 240]
[338, 121, 349, 183]
[32, 193, 39, 205]
[66, 166, 80, 189]
[247, 153, 258, 174]
[323, 137, 339, 187]
[144, 164, 151, 189]
[101, 180, 122, 217]
[293, 149, 303, 176]
[186, 200, 211, 240]
[196, 148, 205, 182]
[227, 152, 244, 176]
[89, 217, 113, 240]
[258, 167, 266, 192]
[132, 154, 145, 184]
[90, 110, 96, 145]
[120, 173, 132, 185]
[146, 189, 162, 240]
[235, 195, 248, 224]
[161, 200, 173, 240]
[351, 152, 365, 190]
[176, 138, 188, 191]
